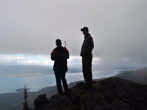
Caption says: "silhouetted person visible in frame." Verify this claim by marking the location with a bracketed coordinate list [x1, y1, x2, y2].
[51, 39, 69, 94]
[80, 27, 94, 87]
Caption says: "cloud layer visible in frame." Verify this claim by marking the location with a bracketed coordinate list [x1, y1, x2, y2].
[0, 0, 147, 64]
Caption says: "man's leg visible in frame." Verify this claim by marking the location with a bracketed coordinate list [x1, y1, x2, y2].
[62, 77, 69, 93]
[87, 55, 92, 86]
[55, 73, 63, 94]
[82, 56, 93, 87]
[61, 73, 69, 93]
[82, 57, 87, 82]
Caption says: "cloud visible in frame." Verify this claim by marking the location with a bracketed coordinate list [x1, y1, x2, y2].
[0, 0, 146, 64]
[0, 54, 50, 65]
[0, 54, 143, 77]
[0, 54, 101, 76]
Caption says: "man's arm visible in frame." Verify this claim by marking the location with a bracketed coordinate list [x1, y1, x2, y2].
[64, 48, 69, 59]
[86, 37, 94, 55]
[51, 49, 56, 60]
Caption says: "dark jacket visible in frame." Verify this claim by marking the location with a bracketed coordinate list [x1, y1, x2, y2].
[80, 34, 94, 57]
[51, 46, 69, 73]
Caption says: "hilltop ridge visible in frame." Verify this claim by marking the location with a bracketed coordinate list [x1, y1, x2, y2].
[34, 77, 147, 110]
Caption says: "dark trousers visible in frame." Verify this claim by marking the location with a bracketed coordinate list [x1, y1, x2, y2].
[82, 56, 93, 86]
[54, 72, 68, 94]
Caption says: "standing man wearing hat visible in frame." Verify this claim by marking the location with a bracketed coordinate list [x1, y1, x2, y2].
[51, 39, 69, 94]
[80, 27, 94, 87]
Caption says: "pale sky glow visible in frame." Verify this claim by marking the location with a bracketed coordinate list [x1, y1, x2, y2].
[0, 54, 50, 65]
[0, 0, 146, 75]
[0, 0, 146, 65]
[0, 54, 101, 66]
[0, 0, 147, 94]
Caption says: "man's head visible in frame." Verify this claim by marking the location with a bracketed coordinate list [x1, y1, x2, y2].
[56, 39, 62, 46]
[81, 27, 89, 36]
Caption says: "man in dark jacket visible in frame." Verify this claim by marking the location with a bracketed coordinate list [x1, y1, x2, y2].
[51, 39, 69, 94]
[80, 27, 94, 87]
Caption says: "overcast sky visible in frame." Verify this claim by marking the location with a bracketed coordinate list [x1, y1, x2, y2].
[0, 0, 147, 63]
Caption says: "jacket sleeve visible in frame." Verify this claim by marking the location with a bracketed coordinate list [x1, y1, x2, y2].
[64, 48, 69, 59]
[51, 49, 56, 60]
[86, 37, 94, 55]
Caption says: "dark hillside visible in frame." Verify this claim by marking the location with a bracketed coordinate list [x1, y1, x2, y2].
[118, 68, 147, 84]
[34, 77, 147, 110]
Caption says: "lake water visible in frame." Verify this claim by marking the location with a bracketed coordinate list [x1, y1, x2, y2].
[0, 54, 139, 94]
[0, 71, 120, 93]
